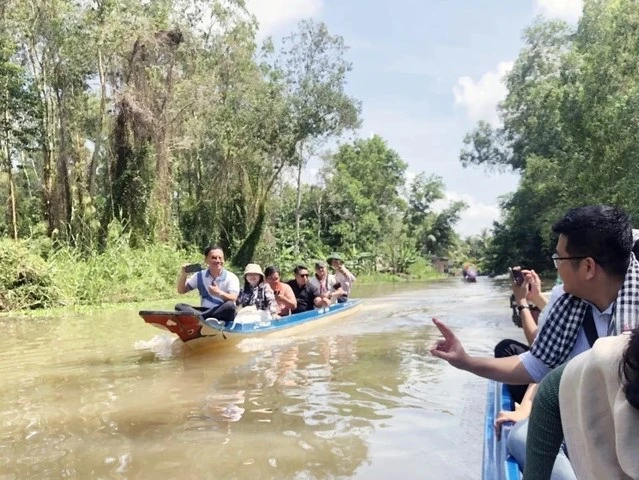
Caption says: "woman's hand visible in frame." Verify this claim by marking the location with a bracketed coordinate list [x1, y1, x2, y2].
[494, 403, 528, 440]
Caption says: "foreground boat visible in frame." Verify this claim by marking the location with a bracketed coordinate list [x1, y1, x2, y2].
[482, 381, 521, 480]
[140, 299, 362, 349]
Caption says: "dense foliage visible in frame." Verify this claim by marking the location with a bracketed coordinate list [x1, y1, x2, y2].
[460, 0, 639, 274]
[0, 1, 469, 310]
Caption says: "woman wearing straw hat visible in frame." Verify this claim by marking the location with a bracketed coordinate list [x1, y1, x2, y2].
[236, 263, 278, 317]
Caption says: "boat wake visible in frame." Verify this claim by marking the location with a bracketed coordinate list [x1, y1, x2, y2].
[134, 334, 184, 359]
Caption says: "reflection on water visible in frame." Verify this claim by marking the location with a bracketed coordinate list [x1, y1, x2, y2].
[0, 278, 523, 479]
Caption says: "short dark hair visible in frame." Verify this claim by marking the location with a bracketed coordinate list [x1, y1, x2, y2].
[552, 205, 632, 277]
[203, 245, 223, 257]
[264, 265, 280, 277]
[293, 264, 308, 275]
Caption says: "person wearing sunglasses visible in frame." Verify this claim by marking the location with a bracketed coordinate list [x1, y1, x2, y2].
[287, 265, 323, 314]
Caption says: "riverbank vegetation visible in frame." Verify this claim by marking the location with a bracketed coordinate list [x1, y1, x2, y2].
[0, 1, 474, 312]
[462, 0, 639, 275]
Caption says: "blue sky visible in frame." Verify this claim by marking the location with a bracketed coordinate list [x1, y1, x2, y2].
[246, 0, 583, 236]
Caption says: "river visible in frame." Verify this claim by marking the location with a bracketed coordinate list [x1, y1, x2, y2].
[0, 278, 522, 480]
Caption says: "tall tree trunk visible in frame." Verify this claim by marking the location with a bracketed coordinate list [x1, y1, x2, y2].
[88, 48, 107, 197]
[1, 140, 18, 240]
[27, 39, 57, 236]
[294, 141, 304, 254]
[2, 91, 18, 240]
[151, 60, 175, 242]
[234, 201, 267, 268]
[55, 86, 72, 232]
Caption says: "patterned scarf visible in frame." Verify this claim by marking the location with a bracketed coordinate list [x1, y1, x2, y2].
[530, 253, 639, 369]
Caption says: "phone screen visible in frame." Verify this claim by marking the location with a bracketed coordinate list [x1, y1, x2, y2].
[509, 267, 524, 286]
[185, 263, 202, 274]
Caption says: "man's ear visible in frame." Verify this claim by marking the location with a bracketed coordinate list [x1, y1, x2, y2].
[584, 257, 597, 280]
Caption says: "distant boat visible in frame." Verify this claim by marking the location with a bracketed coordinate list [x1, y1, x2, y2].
[462, 269, 478, 282]
[462, 262, 478, 282]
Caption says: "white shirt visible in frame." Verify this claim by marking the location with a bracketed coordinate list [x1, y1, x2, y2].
[334, 268, 356, 296]
[520, 284, 614, 382]
[185, 268, 240, 309]
[309, 273, 337, 294]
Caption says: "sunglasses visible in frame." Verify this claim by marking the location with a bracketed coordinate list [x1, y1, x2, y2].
[298, 273, 309, 277]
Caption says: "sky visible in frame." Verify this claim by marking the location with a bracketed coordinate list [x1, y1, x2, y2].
[244, 0, 584, 237]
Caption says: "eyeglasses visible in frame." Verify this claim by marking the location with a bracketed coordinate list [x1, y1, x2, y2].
[552, 253, 588, 269]
[298, 273, 309, 277]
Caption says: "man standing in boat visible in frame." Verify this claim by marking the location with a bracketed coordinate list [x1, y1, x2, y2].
[176, 245, 240, 323]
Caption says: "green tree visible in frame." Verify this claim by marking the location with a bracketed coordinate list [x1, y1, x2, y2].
[322, 135, 407, 253]
[0, 28, 40, 239]
[274, 19, 361, 255]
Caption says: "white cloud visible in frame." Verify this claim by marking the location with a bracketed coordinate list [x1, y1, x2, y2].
[535, 0, 583, 23]
[433, 191, 501, 237]
[453, 61, 513, 125]
[245, 0, 323, 36]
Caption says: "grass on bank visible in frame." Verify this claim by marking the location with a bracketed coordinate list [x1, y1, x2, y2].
[0, 237, 444, 316]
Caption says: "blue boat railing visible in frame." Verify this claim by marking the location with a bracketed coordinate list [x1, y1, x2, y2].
[482, 381, 522, 480]
[201, 299, 362, 335]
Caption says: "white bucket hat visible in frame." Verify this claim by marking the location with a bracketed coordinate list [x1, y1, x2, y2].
[243, 263, 264, 280]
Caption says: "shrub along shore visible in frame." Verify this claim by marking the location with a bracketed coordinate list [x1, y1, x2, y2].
[0, 237, 443, 315]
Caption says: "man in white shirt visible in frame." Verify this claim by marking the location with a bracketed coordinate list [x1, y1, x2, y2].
[176, 245, 240, 322]
[430, 205, 639, 478]
[430, 205, 637, 384]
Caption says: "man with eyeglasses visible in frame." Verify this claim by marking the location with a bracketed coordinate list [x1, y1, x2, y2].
[430, 205, 639, 477]
[287, 265, 323, 314]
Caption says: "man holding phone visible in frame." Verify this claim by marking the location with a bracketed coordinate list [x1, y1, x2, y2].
[176, 245, 240, 322]
[430, 205, 639, 477]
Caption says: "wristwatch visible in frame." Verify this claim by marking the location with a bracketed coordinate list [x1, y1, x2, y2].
[517, 305, 530, 312]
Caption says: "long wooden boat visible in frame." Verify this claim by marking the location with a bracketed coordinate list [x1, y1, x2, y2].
[482, 380, 522, 480]
[139, 299, 362, 349]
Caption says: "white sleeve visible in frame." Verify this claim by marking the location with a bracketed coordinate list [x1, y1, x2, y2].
[519, 351, 552, 383]
[227, 274, 240, 294]
[185, 274, 198, 292]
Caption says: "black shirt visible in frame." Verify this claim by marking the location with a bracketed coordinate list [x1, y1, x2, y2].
[287, 280, 320, 313]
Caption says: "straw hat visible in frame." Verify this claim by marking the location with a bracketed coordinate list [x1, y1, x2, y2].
[243, 263, 264, 280]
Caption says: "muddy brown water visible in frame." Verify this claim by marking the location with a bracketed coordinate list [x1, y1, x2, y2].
[0, 278, 522, 480]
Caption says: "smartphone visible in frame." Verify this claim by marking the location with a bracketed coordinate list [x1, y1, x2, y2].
[508, 267, 524, 286]
[184, 263, 202, 274]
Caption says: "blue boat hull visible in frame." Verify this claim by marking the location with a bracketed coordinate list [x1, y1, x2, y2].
[140, 300, 362, 349]
[482, 381, 522, 480]
[200, 299, 362, 336]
